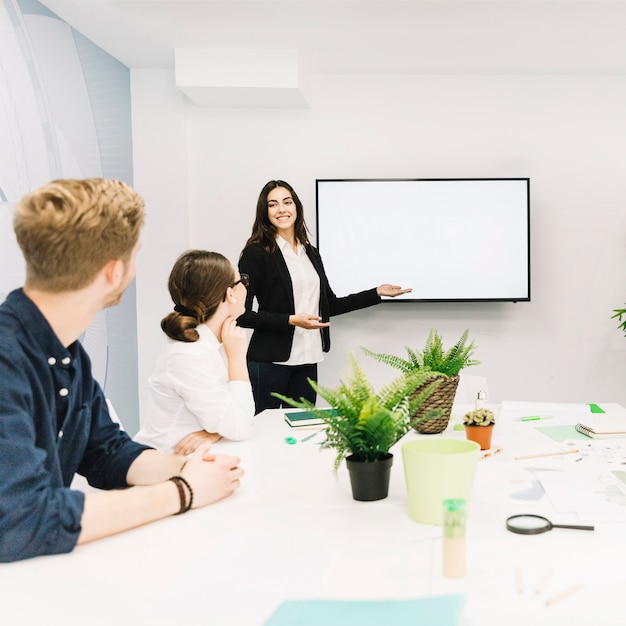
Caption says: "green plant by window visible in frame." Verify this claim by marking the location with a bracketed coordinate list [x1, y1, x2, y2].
[273, 353, 442, 472]
[361, 328, 480, 377]
[612, 306, 626, 336]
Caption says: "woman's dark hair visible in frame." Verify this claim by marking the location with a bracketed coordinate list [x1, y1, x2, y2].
[243, 180, 310, 254]
[161, 250, 234, 342]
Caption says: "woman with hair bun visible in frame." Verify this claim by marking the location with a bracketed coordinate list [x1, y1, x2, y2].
[135, 250, 254, 454]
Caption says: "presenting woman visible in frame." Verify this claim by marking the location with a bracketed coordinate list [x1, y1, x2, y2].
[135, 250, 254, 454]
[238, 179, 411, 414]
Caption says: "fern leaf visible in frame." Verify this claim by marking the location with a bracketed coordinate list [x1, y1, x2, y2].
[359, 347, 413, 372]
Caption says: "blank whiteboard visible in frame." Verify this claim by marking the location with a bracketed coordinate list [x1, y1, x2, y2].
[315, 178, 530, 302]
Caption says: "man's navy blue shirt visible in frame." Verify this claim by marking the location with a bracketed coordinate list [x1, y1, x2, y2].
[0, 289, 150, 562]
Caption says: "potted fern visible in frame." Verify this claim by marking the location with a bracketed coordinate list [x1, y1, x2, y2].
[361, 328, 479, 435]
[273, 353, 442, 501]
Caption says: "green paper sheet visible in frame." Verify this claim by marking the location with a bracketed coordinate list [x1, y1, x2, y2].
[535, 425, 590, 441]
[263, 594, 465, 626]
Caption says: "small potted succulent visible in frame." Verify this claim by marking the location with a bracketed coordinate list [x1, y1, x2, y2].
[463, 408, 495, 450]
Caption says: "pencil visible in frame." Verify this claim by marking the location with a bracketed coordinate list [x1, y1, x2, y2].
[545, 582, 584, 607]
[514, 449, 579, 460]
[515, 566, 523, 594]
[535, 568, 554, 595]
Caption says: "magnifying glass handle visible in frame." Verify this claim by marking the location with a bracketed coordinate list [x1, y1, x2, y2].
[552, 523, 595, 531]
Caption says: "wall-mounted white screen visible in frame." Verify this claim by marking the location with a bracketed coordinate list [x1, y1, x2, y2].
[315, 178, 530, 302]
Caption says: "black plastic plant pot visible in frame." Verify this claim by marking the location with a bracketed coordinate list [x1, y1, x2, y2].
[345, 453, 393, 501]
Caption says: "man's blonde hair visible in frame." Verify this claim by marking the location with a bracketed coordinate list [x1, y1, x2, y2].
[14, 178, 145, 292]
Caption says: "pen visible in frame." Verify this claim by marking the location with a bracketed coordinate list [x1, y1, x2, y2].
[544, 582, 584, 607]
[300, 429, 324, 443]
[518, 415, 554, 422]
[514, 449, 579, 460]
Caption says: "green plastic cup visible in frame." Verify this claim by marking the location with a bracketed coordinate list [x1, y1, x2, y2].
[401, 438, 480, 525]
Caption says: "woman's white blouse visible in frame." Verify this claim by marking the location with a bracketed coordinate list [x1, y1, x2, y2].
[135, 324, 254, 453]
[275, 235, 324, 366]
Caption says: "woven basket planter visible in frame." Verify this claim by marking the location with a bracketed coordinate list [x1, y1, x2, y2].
[410, 375, 460, 434]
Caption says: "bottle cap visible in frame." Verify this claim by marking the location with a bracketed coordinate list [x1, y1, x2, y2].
[443, 498, 466, 538]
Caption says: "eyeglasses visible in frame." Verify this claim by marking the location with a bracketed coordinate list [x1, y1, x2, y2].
[231, 273, 249, 288]
[223, 273, 249, 302]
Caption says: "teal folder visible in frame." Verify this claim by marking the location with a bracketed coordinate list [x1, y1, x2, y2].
[264, 594, 465, 626]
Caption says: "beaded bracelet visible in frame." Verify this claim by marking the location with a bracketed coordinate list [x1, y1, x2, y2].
[169, 475, 193, 514]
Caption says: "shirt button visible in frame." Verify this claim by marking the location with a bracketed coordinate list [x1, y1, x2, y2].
[58, 430, 64, 439]
[59, 388, 69, 397]
[48, 357, 56, 365]
[61, 357, 71, 365]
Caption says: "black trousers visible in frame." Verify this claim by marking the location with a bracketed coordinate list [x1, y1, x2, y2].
[247, 361, 318, 415]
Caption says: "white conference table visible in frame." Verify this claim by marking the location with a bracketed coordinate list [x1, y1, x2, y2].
[2, 404, 626, 626]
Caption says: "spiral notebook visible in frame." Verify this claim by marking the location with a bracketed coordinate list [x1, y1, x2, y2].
[575, 405, 626, 439]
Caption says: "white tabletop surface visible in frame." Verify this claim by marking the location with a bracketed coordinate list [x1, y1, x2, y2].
[2, 403, 626, 626]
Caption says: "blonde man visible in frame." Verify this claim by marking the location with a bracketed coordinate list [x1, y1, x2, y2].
[0, 178, 243, 562]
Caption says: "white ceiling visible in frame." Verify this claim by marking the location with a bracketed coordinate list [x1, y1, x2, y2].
[37, 0, 626, 74]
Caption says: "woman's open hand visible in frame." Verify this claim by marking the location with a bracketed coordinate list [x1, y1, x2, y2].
[289, 313, 331, 329]
[377, 284, 412, 297]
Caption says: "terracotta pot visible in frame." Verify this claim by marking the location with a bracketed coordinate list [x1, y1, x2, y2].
[464, 424, 494, 450]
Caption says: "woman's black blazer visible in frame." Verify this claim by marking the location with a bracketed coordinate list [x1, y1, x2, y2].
[237, 243, 381, 363]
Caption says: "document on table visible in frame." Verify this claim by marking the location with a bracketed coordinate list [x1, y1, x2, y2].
[499, 401, 626, 426]
[498, 400, 592, 423]
[263, 594, 465, 626]
[534, 464, 626, 522]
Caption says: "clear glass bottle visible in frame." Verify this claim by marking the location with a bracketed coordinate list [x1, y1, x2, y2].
[475, 389, 488, 410]
[443, 498, 466, 578]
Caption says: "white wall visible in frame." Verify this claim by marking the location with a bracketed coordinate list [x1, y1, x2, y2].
[132, 72, 626, 417]
[131, 69, 190, 424]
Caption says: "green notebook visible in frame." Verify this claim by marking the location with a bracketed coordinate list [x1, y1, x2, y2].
[284, 409, 336, 428]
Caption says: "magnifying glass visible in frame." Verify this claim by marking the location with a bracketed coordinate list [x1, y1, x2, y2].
[506, 514, 595, 535]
